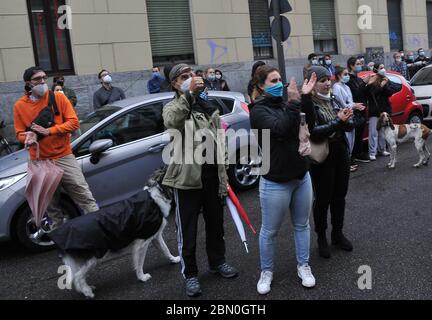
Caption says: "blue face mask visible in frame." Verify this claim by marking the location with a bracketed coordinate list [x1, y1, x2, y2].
[355, 65, 363, 73]
[152, 72, 161, 79]
[342, 75, 350, 83]
[264, 82, 284, 97]
[208, 75, 216, 81]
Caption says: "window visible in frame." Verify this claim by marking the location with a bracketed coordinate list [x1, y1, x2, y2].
[146, 0, 194, 64]
[310, 0, 338, 54]
[427, 1, 432, 49]
[410, 67, 432, 86]
[387, 0, 403, 51]
[75, 103, 165, 157]
[249, 0, 274, 59]
[208, 98, 233, 115]
[27, 0, 74, 75]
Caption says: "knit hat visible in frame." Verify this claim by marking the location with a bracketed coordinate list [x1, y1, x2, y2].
[169, 64, 192, 82]
[306, 66, 331, 81]
[23, 66, 44, 82]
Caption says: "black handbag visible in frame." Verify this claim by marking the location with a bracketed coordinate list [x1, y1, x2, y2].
[29, 91, 60, 139]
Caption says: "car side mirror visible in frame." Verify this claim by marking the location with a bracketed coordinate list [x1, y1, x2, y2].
[89, 139, 113, 164]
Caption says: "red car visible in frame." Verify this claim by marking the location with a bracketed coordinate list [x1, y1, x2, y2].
[357, 71, 423, 140]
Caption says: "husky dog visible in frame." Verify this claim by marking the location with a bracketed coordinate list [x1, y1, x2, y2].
[49, 168, 179, 298]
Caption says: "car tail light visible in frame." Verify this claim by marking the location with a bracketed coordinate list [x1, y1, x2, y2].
[240, 102, 250, 114]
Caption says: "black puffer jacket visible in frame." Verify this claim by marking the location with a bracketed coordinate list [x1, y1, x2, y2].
[249, 95, 309, 182]
[301, 94, 354, 144]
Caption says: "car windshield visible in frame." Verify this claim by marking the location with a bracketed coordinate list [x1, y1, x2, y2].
[410, 67, 432, 86]
[72, 105, 122, 142]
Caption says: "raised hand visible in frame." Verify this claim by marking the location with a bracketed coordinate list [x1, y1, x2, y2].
[302, 72, 317, 95]
[287, 77, 301, 102]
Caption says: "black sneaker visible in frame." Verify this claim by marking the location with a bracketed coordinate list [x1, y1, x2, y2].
[317, 235, 331, 258]
[354, 153, 371, 163]
[331, 232, 353, 252]
[209, 263, 239, 278]
[185, 277, 202, 297]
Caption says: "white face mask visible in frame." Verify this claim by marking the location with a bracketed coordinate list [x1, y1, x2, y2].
[102, 75, 112, 84]
[216, 74, 222, 80]
[378, 69, 386, 76]
[396, 58, 402, 63]
[325, 60, 332, 66]
[311, 59, 319, 65]
[32, 83, 48, 97]
[180, 77, 192, 93]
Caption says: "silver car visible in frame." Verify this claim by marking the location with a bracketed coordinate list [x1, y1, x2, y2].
[0, 91, 260, 251]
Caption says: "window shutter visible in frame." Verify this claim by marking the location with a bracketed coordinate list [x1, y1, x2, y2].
[427, 1, 432, 48]
[310, 0, 336, 41]
[387, 0, 403, 50]
[249, 0, 273, 58]
[146, 0, 194, 59]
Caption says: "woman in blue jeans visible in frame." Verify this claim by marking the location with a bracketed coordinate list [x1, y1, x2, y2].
[249, 65, 317, 294]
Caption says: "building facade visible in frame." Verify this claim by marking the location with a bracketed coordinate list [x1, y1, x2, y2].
[0, 0, 432, 140]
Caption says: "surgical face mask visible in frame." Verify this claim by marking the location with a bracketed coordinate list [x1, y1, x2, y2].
[355, 65, 363, 73]
[31, 83, 48, 97]
[311, 59, 319, 65]
[395, 58, 402, 63]
[325, 60, 332, 66]
[419, 51, 425, 57]
[408, 55, 414, 60]
[208, 74, 216, 81]
[400, 53, 404, 57]
[341, 75, 350, 83]
[215, 74, 222, 80]
[264, 82, 284, 97]
[152, 72, 161, 79]
[102, 75, 112, 84]
[180, 77, 192, 93]
[368, 65, 375, 71]
[378, 69, 386, 76]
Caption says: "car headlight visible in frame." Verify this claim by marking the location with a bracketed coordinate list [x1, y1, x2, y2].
[0, 173, 27, 192]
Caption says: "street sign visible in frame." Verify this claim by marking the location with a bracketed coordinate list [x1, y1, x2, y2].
[271, 15, 291, 42]
[268, 0, 292, 17]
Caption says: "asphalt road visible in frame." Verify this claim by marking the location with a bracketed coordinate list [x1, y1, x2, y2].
[1, 140, 431, 301]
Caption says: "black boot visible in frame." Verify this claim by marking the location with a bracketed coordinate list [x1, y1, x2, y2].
[317, 233, 331, 258]
[331, 231, 353, 252]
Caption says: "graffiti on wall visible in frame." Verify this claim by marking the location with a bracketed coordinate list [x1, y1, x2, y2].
[207, 40, 228, 64]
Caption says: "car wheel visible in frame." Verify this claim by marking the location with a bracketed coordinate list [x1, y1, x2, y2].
[228, 152, 261, 191]
[14, 199, 79, 252]
[408, 112, 423, 124]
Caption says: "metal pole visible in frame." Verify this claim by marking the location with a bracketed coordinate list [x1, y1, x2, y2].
[272, 0, 287, 89]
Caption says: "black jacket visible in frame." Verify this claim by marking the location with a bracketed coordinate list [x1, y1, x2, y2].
[364, 80, 398, 117]
[346, 73, 366, 104]
[49, 189, 163, 258]
[249, 95, 308, 182]
[301, 94, 354, 144]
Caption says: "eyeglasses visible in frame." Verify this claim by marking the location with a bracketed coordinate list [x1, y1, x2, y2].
[31, 75, 48, 82]
[180, 73, 194, 81]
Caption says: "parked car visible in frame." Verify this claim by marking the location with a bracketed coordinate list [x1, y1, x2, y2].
[357, 71, 424, 141]
[0, 91, 260, 251]
[407, 64, 432, 122]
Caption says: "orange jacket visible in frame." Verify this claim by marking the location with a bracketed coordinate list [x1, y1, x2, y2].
[13, 91, 80, 160]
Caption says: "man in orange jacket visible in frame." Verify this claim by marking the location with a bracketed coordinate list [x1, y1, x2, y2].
[14, 66, 98, 230]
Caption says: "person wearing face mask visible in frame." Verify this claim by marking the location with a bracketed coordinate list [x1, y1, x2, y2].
[332, 66, 367, 172]
[249, 65, 318, 294]
[214, 69, 230, 91]
[13, 67, 98, 231]
[357, 55, 368, 71]
[303, 53, 319, 79]
[53, 75, 77, 107]
[147, 66, 165, 94]
[415, 48, 430, 65]
[364, 63, 398, 160]
[323, 55, 336, 78]
[93, 69, 126, 110]
[346, 57, 371, 164]
[162, 64, 238, 298]
[405, 51, 418, 79]
[204, 67, 223, 91]
[390, 52, 409, 79]
[302, 66, 358, 259]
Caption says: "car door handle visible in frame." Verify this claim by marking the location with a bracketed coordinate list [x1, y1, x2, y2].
[148, 143, 167, 153]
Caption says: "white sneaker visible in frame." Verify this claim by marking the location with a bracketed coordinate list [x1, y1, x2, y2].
[379, 151, 390, 157]
[369, 155, 376, 161]
[297, 264, 316, 288]
[257, 271, 273, 295]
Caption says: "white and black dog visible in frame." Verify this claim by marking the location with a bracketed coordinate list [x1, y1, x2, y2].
[377, 112, 431, 169]
[49, 169, 180, 298]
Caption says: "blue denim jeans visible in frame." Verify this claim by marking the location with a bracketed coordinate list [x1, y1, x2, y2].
[259, 173, 313, 271]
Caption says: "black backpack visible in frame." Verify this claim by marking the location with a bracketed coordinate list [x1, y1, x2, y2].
[29, 91, 60, 139]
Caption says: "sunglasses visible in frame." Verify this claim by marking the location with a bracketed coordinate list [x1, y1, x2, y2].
[31, 75, 48, 82]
